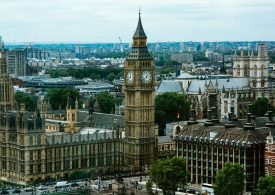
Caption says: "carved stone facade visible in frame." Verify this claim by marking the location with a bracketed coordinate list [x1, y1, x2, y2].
[0, 15, 157, 184]
[185, 43, 271, 120]
[124, 12, 157, 172]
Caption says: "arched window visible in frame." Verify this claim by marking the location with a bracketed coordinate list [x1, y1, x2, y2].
[254, 65, 257, 77]
[29, 136, 33, 146]
[261, 65, 264, 77]
[236, 64, 240, 76]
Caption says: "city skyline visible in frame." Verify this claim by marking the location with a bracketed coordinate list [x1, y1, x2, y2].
[0, 0, 274, 43]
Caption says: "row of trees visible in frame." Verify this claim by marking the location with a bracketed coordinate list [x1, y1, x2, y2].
[14, 89, 272, 120]
[47, 67, 123, 81]
[148, 157, 275, 195]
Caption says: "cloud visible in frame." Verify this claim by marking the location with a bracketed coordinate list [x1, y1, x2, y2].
[0, 0, 274, 42]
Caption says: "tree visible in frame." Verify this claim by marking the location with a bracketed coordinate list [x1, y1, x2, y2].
[15, 92, 37, 112]
[155, 92, 191, 135]
[251, 97, 271, 117]
[146, 179, 154, 195]
[90, 73, 101, 80]
[46, 88, 80, 110]
[150, 157, 189, 195]
[47, 67, 123, 80]
[68, 170, 89, 180]
[106, 72, 115, 81]
[255, 176, 275, 195]
[155, 110, 166, 136]
[96, 91, 116, 114]
[214, 162, 245, 195]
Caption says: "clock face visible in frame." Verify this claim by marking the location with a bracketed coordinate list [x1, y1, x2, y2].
[141, 71, 152, 84]
[127, 71, 134, 84]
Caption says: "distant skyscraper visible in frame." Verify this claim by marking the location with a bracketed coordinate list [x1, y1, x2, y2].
[0, 36, 4, 51]
[6, 49, 27, 76]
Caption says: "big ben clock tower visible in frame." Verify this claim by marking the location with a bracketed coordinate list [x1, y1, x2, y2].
[124, 12, 156, 172]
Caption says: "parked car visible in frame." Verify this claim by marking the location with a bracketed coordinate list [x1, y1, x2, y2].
[0, 190, 9, 194]
[12, 189, 21, 194]
[25, 187, 34, 192]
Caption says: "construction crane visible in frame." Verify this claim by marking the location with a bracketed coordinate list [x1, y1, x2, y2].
[118, 37, 124, 52]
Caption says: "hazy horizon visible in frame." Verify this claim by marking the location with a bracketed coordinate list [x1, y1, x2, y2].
[0, 0, 274, 43]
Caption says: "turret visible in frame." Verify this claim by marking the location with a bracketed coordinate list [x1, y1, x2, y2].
[251, 49, 254, 57]
[258, 43, 268, 58]
[241, 49, 244, 57]
[0, 39, 14, 112]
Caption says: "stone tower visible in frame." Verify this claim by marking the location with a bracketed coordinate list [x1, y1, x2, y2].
[249, 43, 269, 98]
[233, 43, 269, 98]
[65, 97, 79, 133]
[124, 12, 156, 172]
[0, 38, 14, 112]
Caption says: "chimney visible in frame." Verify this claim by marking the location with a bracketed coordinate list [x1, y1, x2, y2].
[265, 104, 275, 127]
[211, 107, 219, 123]
[204, 109, 214, 126]
[225, 106, 236, 128]
[244, 104, 255, 130]
[187, 107, 198, 125]
[20, 103, 26, 112]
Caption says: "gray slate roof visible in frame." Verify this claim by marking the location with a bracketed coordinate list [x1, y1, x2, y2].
[176, 72, 196, 79]
[157, 80, 183, 93]
[187, 78, 249, 92]
[77, 111, 125, 129]
[174, 121, 269, 145]
[158, 136, 173, 144]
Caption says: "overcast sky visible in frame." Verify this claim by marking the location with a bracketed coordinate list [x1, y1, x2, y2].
[0, 0, 274, 43]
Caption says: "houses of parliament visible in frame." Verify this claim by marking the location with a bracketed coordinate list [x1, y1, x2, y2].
[0, 14, 157, 184]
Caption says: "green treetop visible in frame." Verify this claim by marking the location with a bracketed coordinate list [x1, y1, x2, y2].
[255, 176, 275, 195]
[150, 157, 189, 195]
[214, 162, 245, 195]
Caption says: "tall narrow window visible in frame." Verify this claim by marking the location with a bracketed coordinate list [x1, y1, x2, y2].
[254, 65, 257, 77]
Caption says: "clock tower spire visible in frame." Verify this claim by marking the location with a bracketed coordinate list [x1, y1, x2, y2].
[124, 12, 156, 172]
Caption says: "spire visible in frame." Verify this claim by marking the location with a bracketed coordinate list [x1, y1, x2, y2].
[198, 87, 202, 95]
[241, 49, 244, 57]
[133, 10, 147, 39]
[215, 79, 218, 88]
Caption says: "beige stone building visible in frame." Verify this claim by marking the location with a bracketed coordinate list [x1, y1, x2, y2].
[0, 14, 157, 185]
[124, 12, 157, 172]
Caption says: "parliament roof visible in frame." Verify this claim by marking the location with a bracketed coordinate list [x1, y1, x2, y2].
[157, 80, 183, 93]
